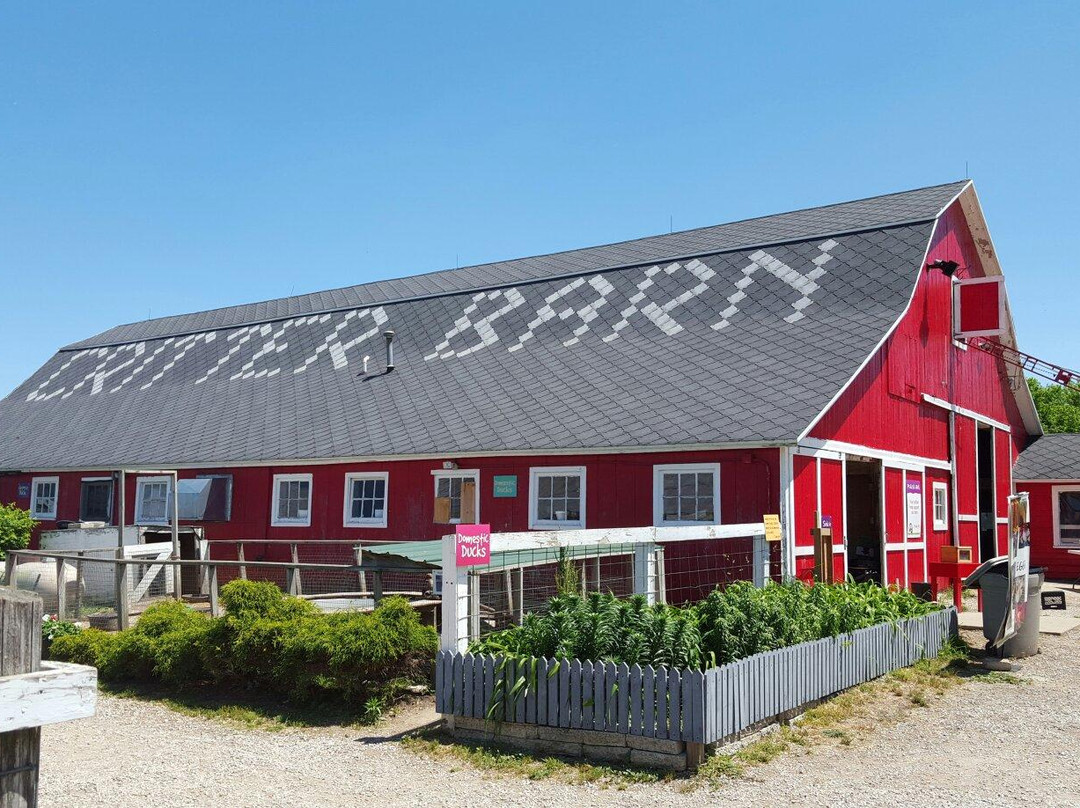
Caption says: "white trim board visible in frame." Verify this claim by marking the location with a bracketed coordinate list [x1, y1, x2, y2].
[797, 438, 950, 472]
[921, 394, 1011, 432]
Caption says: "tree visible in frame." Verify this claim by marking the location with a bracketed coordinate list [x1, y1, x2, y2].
[1028, 377, 1080, 433]
[0, 502, 35, 561]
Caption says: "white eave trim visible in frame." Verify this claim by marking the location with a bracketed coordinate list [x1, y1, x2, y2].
[0, 440, 791, 473]
[921, 394, 1011, 433]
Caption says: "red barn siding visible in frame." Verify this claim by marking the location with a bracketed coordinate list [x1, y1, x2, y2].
[819, 457, 846, 581]
[0, 448, 781, 557]
[810, 200, 1030, 461]
[792, 454, 817, 582]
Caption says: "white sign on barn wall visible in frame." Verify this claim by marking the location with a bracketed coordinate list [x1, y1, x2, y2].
[905, 478, 923, 538]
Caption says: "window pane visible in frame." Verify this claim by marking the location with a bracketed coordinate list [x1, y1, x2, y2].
[351, 500, 362, 519]
[696, 473, 712, 496]
[538, 500, 552, 520]
[552, 476, 566, 497]
[698, 497, 714, 522]
[680, 497, 695, 519]
[680, 474, 695, 496]
[297, 482, 310, 509]
[437, 478, 449, 498]
[1060, 492, 1080, 526]
[663, 496, 678, 521]
[663, 474, 678, 497]
[566, 476, 580, 497]
[361, 500, 374, 519]
[539, 476, 552, 497]
[374, 480, 385, 499]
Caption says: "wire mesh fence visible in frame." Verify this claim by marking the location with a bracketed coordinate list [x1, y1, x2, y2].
[446, 525, 776, 650]
[4, 538, 439, 627]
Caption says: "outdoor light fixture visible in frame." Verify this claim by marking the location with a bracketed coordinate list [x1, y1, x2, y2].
[926, 259, 960, 277]
[442, 461, 458, 470]
[383, 330, 396, 372]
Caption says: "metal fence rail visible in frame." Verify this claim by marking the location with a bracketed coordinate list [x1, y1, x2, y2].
[436, 607, 958, 745]
[4, 546, 437, 629]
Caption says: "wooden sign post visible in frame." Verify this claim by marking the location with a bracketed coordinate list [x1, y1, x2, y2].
[0, 589, 97, 808]
[812, 512, 834, 584]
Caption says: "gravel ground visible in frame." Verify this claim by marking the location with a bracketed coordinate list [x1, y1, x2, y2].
[40, 593, 1080, 808]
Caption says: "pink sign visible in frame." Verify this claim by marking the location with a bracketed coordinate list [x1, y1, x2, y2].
[455, 524, 491, 566]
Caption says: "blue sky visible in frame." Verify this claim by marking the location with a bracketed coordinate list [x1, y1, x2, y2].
[2, 2, 1078, 398]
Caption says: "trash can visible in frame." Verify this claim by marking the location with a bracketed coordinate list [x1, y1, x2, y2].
[965, 558, 1044, 658]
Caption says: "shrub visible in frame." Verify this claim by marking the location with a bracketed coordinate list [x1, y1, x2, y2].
[42, 615, 82, 644]
[49, 581, 437, 707]
[50, 628, 119, 667]
[0, 502, 35, 562]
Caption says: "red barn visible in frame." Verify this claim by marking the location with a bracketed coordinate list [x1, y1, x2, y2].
[0, 180, 1042, 588]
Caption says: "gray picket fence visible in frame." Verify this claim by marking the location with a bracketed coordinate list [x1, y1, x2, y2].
[436, 607, 957, 745]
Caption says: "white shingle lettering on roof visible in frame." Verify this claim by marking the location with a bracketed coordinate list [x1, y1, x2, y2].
[425, 289, 526, 360]
[508, 275, 615, 352]
[293, 307, 388, 374]
[598, 259, 716, 343]
[710, 239, 837, 331]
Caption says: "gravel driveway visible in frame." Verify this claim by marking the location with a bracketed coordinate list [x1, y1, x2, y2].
[39, 594, 1080, 808]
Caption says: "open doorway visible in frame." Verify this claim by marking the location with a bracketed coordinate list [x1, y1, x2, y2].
[977, 425, 996, 561]
[845, 458, 882, 583]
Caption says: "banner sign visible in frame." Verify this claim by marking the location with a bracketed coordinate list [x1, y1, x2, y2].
[455, 523, 491, 567]
[905, 478, 923, 538]
[994, 493, 1031, 646]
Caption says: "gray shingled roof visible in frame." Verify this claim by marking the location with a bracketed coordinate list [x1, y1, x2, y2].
[1015, 434, 1080, 480]
[0, 182, 966, 470]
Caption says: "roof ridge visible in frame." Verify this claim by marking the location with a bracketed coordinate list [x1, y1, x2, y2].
[63, 180, 967, 351]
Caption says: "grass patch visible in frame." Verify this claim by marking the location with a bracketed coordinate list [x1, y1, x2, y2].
[401, 731, 665, 789]
[102, 681, 380, 731]
[694, 637, 1014, 789]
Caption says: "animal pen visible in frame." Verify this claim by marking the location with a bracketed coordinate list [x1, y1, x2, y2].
[4, 538, 438, 628]
[434, 522, 958, 770]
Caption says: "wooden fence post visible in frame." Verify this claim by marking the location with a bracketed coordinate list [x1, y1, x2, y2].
[115, 550, 130, 631]
[0, 588, 44, 807]
[208, 564, 220, 618]
[73, 553, 84, 620]
[237, 543, 247, 581]
[54, 559, 66, 620]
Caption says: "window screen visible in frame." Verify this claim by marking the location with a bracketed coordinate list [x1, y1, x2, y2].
[661, 471, 715, 523]
[80, 480, 113, 522]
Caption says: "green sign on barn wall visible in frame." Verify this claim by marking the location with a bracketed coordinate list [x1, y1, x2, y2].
[493, 475, 518, 497]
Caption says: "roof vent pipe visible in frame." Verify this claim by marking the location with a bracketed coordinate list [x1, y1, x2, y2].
[384, 330, 396, 372]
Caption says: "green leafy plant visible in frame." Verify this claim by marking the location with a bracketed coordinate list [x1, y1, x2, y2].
[470, 580, 940, 670]
[0, 502, 35, 563]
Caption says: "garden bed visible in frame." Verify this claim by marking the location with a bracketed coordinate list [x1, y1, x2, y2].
[435, 583, 957, 769]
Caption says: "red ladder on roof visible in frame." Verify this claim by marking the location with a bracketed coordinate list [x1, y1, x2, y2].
[969, 337, 1080, 392]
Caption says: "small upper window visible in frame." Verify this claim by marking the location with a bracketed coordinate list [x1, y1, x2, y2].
[1054, 486, 1080, 548]
[178, 476, 233, 521]
[135, 476, 171, 524]
[529, 467, 585, 529]
[932, 482, 949, 532]
[30, 477, 59, 520]
[433, 471, 479, 525]
[272, 474, 312, 527]
[344, 472, 388, 528]
[653, 464, 720, 526]
[80, 478, 113, 522]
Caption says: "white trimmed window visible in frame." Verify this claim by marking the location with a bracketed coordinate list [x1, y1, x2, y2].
[1053, 485, 1080, 548]
[653, 464, 720, 526]
[30, 477, 59, 520]
[343, 472, 388, 528]
[135, 476, 171, 524]
[932, 482, 949, 531]
[432, 470, 479, 525]
[272, 473, 313, 527]
[529, 466, 586, 529]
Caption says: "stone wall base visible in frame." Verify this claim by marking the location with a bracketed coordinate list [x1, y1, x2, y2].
[447, 715, 697, 771]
